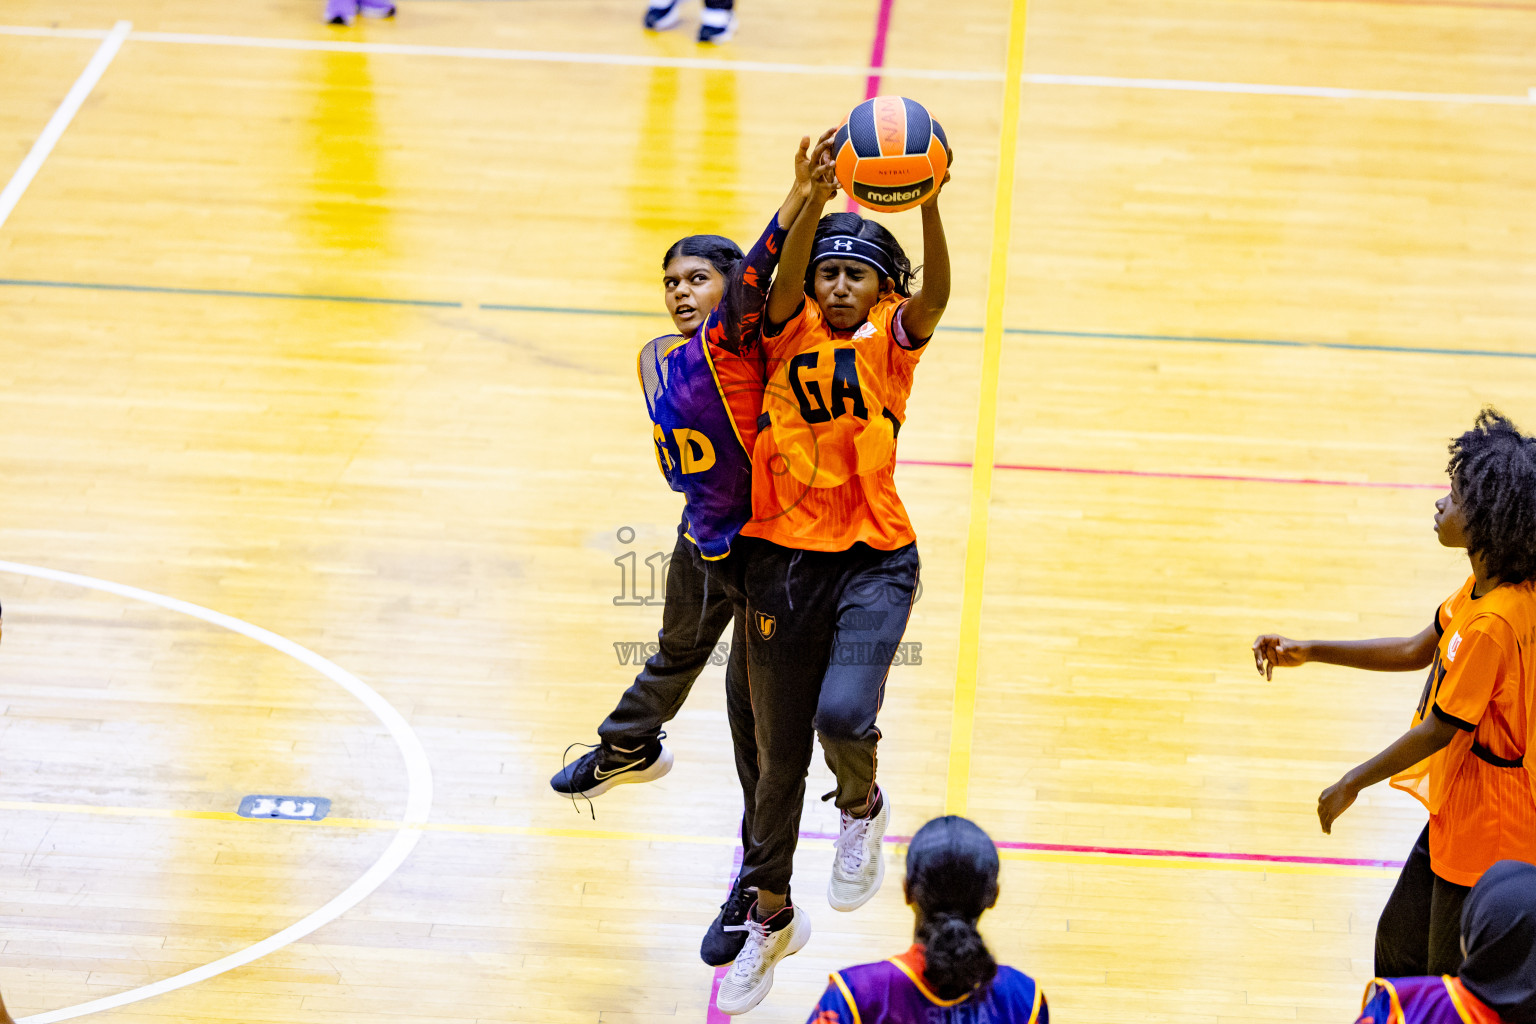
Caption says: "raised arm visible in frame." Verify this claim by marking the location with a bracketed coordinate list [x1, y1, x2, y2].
[774, 134, 820, 232]
[709, 132, 831, 355]
[898, 176, 951, 341]
[1252, 622, 1439, 680]
[766, 129, 838, 326]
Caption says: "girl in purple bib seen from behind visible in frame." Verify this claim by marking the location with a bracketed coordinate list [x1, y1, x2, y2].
[806, 815, 1047, 1024]
[1357, 860, 1536, 1024]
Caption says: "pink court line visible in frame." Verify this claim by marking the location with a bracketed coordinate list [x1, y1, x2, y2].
[704, 847, 746, 1023]
[1289, 0, 1536, 10]
[798, 831, 1404, 869]
[896, 458, 1445, 491]
[843, 0, 897, 213]
[863, 0, 895, 101]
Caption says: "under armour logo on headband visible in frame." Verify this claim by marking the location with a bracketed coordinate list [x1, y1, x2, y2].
[811, 234, 894, 279]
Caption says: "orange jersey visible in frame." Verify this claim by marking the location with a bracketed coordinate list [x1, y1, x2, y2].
[740, 294, 925, 552]
[1391, 576, 1536, 885]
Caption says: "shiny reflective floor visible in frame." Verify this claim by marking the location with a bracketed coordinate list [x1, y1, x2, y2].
[1, 0, 1534, 1021]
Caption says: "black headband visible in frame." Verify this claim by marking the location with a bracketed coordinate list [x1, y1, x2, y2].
[810, 235, 894, 281]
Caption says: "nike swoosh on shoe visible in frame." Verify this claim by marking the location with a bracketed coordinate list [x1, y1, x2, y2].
[593, 759, 643, 780]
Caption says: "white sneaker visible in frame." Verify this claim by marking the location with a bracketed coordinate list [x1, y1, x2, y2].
[714, 904, 811, 1015]
[828, 793, 888, 911]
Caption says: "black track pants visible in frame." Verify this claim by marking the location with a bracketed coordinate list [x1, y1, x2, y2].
[735, 539, 919, 895]
[598, 521, 745, 751]
[1374, 824, 1471, 976]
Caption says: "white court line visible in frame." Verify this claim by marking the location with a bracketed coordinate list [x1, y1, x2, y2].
[0, 561, 434, 1024]
[3, 23, 1534, 103]
[1027, 71, 1536, 106]
[0, 21, 131, 233]
[0, 25, 109, 39]
[129, 30, 999, 80]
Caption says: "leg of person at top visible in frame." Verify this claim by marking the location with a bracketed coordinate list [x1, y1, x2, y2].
[698, 0, 736, 44]
[714, 544, 831, 1014]
[359, 0, 396, 17]
[643, 0, 686, 31]
[700, 612, 759, 968]
[1375, 826, 1436, 976]
[1427, 868, 1473, 973]
[1375, 825, 1472, 975]
[324, 0, 358, 25]
[818, 542, 918, 911]
[550, 520, 733, 799]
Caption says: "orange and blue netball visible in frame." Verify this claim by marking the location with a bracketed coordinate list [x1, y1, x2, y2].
[832, 96, 948, 214]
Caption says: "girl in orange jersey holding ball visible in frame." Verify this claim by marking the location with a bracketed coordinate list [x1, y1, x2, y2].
[1255, 409, 1536, 977]
[710, 128, 952, 1014]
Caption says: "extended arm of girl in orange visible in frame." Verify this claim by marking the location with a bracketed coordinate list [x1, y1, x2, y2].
[1252, 625, 1439, 680]
[766, 129, 838, 326]
[899, 165, 952, 341]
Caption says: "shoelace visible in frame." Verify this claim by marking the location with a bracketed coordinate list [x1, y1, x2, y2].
[720, 885, 754, 933]
[558, 742, 600, 820]
[833, 812, 872, 876]
[725, 917, 771, 983]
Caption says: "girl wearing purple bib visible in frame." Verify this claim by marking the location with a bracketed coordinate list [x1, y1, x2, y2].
[807, 816, 1048, 1024]
[1357, 860, 1536, 1024]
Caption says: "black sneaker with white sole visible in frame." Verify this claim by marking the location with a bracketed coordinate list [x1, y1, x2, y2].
[550, 737, 673, 799]
[700, 878, 763, 966]
[643, 0, 684, 30]
[696, 7, 736, 43]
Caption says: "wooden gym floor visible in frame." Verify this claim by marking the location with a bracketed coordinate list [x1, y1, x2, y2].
[1, 0, 1534, 1021]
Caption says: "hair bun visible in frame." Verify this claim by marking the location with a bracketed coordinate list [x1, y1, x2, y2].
[921, 912, 997, 999]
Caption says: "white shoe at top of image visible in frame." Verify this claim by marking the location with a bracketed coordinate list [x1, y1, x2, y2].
[828, 792, 888, 912]
[714, 905, 811, 1016]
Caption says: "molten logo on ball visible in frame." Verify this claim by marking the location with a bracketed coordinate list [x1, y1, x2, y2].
[853, 179, 935, 207]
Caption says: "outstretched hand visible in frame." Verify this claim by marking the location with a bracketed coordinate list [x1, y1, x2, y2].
[796, 127, 839, 198]
[810, 127, 839, 203]
[1317, 777, 1359, 834]
[1252, 634, 1308, 680]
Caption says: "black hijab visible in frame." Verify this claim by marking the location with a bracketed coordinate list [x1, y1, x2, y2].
[1460, 860, 1536, 1024]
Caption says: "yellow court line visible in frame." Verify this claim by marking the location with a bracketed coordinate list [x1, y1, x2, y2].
[945, 0, 1031, 817]
[0, 800, 742, 845]
[0, 800, 1398, 877]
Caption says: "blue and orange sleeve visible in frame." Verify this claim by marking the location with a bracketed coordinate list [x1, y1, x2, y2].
[805, 975, 856, 1024]
[1357, 980, 1400, 1024]
[709, 214, 791, 356]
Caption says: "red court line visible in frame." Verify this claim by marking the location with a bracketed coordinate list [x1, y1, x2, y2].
[798, 830, 1403, 868]
[896, 458, 1444, 491]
